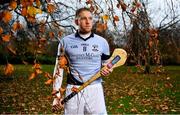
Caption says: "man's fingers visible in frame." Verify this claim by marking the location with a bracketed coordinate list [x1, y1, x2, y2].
[101, 67, 113, 76]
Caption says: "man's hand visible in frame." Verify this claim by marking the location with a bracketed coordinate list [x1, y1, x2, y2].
[100, 67, 113, 76]
[52, 90, 64, 112]
[52, 97, 64, 112]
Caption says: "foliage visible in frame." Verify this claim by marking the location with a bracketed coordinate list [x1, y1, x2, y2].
[0, 65, 179, 114]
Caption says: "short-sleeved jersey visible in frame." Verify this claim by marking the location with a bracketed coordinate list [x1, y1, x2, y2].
[57, 32, 110, 84]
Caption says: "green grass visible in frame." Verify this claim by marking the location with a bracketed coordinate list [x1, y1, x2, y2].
[0, 65, 179, 114]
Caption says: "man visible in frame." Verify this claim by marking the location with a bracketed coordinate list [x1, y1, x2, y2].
[52, 7, 113, 114]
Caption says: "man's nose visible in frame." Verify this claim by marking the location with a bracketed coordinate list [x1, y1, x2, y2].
[86, 18, 91, 24]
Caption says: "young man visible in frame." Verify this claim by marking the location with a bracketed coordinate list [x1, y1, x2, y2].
[52, 7, 112, 114]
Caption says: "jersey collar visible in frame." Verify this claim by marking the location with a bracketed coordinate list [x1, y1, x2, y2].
[75, 30, 94, 41]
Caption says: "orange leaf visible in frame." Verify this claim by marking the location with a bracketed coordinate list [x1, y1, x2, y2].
[58, 31, 63, 37]
[2, 34, 11, 42]
[21, 8, 27, 16]
[49, 32, 55, 39]
[45, 79, 53, 85]
[4, 63, 14, 76]
[35, 68, 43, 74]
[9, 1, 17, 10]
[33, 63, 41, 69]
[47, 3, 56, 13]
[36, 0, 41, 8]
[27, 16, 36, 23]
[29, 72, 36, 80]
[12, 21, 22, 31]
[2, 11, 12, 23]
[0, 27, 3, 35]
[96, 22, 107, 33]
[113, 15, 119, 21]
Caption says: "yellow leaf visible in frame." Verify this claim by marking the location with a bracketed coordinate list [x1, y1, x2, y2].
[102, 15, 109, 22]
[27, 6, 42, 17]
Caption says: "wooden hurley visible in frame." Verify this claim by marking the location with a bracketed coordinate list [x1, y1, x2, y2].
[61, 48, 127, 105]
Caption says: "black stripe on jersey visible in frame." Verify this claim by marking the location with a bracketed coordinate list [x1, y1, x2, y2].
[75, 31, 94, 41]
[101, 53, 111, 60]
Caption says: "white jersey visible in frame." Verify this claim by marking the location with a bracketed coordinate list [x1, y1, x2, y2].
[57, 32, 110, 84]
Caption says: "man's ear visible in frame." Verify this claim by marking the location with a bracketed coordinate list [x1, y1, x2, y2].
[75, 19, 78, 25]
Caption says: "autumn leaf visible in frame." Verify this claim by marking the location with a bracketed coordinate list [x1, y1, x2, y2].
[49, 31, 55, 39]
[36, 0, 41, 8]
[21, 8, 27, 16]
[0, 27, 3, 35]
[4, 63, 14, 76]
[45, 79, 53, 85]
[27, 6, 42, 17]
[35, 68, 43, 74]
[27, 16, 36, 23]
[9, 1, 17, 10]
[102, 15, 109, 22]
[2, 11, 12, 23]
[113, 15, 119, 21]
[29, 72, 37, 80]
[47, 3, 56, 13]
[96, 22, 107, 33]
[2, 34, 11, 42]
[58, 31, 63, 37]
[120, 1, 127, 11]
[12, 21, 22, 31]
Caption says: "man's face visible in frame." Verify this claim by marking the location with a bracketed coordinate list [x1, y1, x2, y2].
[76, 11, 93, 34]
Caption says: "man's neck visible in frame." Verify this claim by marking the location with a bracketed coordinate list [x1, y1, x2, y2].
[78, 30, 91, 39]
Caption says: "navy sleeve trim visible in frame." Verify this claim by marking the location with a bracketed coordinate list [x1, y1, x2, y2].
[101, 53, 111, 60]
